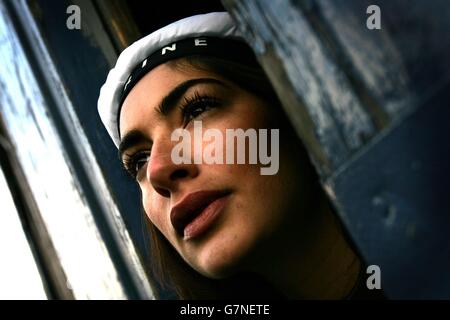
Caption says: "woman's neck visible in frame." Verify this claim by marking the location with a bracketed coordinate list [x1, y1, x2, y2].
[256, 197, 361, 299]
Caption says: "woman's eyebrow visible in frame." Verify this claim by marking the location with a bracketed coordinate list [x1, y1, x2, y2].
[118, 129, 150, 160]
[157, 78, 228, 116]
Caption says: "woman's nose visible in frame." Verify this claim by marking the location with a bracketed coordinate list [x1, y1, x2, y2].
[147, 141, 198, 198]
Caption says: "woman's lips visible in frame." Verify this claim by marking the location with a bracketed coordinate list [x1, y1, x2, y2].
[170, 190, 231, 240]
[183, 195, 229, 240]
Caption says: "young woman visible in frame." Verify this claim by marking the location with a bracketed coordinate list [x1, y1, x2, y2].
[98, 12, 374, 299]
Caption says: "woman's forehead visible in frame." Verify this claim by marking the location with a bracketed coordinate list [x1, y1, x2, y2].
[124, 62, 215, 106]
[119, 65, 176, 137]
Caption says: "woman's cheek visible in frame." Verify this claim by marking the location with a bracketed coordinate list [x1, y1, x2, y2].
[141, 188, 167, 231]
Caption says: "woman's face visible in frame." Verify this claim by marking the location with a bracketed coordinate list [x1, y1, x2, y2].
[119, 60, 316, 278]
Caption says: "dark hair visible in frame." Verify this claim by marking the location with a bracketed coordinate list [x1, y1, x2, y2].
[143, 54, 299, 299]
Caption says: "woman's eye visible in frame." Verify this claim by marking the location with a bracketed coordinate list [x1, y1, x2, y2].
[134, 155, 149, 173]
[124, 151, 150, 179]
[181, 95, 221, 126]
[189, 105, 208, 119]
[184, 103, 212, 122]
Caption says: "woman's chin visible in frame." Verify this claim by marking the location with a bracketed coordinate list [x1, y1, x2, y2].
[189, 234, 255, 280]
[194, 257, 241, 280]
